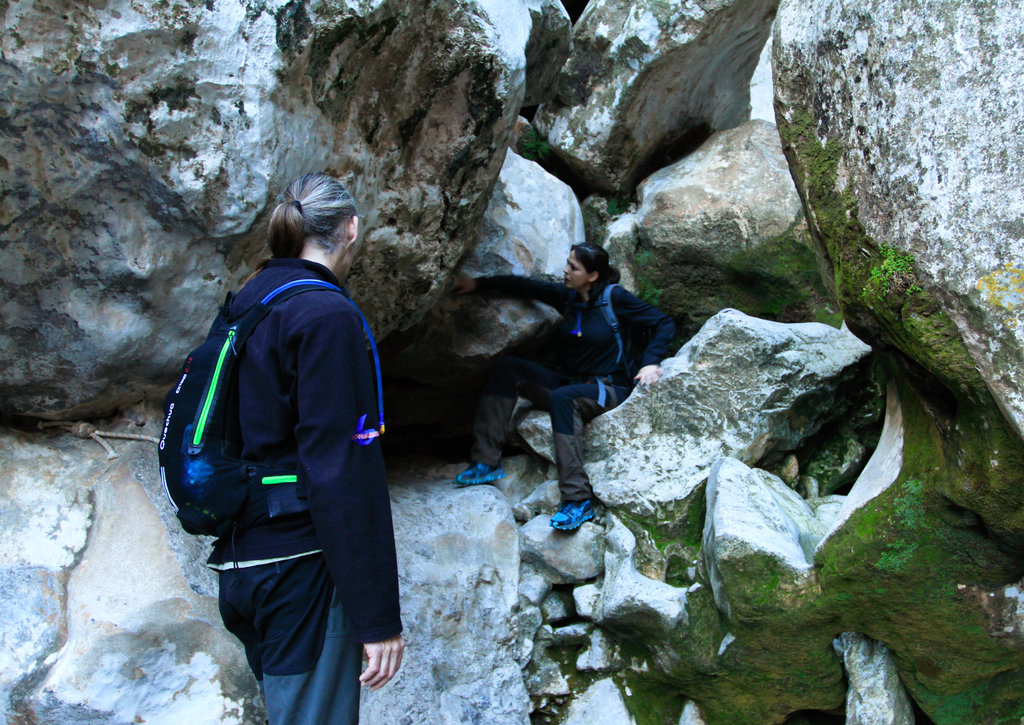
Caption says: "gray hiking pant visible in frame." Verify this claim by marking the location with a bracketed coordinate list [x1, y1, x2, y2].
[262, 589, 362, 725]
[470, 356, 626, 502]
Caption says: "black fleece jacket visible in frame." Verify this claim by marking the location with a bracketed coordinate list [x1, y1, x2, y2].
[208, 258, 401, 645]
[476, 275, 675, 387]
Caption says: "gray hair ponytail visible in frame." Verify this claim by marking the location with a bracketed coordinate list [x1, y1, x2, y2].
[267, 173, 360, 258]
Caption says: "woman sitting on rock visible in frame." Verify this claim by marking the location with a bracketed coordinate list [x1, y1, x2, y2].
[453, 242, 675, 531]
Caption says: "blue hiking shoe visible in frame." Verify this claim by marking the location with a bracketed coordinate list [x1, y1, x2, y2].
[549, 499, 594, 530]
[454, 462, 506, 487]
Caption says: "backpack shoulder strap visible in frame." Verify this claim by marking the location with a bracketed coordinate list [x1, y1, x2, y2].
[246, 278, 385, 438]
[259, 279, 343, 306]
[599, 283, 624, 365]
[229, 279, 344, 337]
[187, 280, 345, 456]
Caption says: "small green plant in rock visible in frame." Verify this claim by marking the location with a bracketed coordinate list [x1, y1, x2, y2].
[866, 244, 922, 297]
[518, 127, 550, 163]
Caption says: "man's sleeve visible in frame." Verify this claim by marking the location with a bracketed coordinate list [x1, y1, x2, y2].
[476, 275, 572, 310]
[292, 306, 403, 644]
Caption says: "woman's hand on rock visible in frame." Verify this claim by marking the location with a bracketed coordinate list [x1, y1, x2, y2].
[634, 364, 663, 386]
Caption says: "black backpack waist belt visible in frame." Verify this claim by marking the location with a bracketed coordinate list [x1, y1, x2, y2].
[237, 468, 310, 528]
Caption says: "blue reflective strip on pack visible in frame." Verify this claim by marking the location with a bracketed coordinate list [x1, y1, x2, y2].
[260, 279, 342, 305]
[596, 377, 607, 407]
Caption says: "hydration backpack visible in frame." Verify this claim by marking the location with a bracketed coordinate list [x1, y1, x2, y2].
[158, 279, 384, 538]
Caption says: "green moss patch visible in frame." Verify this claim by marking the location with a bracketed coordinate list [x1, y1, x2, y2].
[618, 674, 687, 725]
[725, 225, 839, 327]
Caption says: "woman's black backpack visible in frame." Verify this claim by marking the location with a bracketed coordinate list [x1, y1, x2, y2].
[157, 279, 343, 537]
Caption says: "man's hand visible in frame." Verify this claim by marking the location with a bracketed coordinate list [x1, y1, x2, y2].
[360, 635, 405, 691]
[634, 364, 663, 386]
[453, 275, 477, 295]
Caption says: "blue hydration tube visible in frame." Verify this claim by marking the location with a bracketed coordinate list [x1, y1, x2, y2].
[262, 279, 385, 444]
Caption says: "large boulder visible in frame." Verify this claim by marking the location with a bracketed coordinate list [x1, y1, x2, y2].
[522, 0, 574, 107]
[533, 0, 779, 193]
[703, 457, 820, 621]
[625, 119, 836, 337]
[773, 0, 1024, 525]
[360, 470, 530, 724]
[0, 0, 529, 418]
[0, 426, 259, 723]
[583, 308, 872, 535]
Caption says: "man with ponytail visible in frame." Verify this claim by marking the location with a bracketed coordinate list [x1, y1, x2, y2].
[454, 242, 675, 530]
[209, 173, 403, 723]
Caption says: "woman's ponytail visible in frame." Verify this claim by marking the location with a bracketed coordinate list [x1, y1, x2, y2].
[250, 173, 361, 277]
[268, 196, 307, 260]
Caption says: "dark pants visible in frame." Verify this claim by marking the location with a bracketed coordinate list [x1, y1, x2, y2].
[219, 554, 362, 725]
[470, 356, 627, 502]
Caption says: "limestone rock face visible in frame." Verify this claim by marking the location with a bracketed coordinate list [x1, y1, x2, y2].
[628, 120, 834, 336]
[773, 0, 1024, 440]
[461, 150, 585, 283]
[703, 458, 818, 621]
[561, 678, 636, 725]
[0, 0, 529, 418]
[533, 0, 778, 192]
[584, 309, 872, 530]
[382, 149, 580, 439]
[775, 4, 1024, 716]
[0, 427, 259, 723]
[519, 515, 605, 584]
[0, 309, 891, 724]
[597, 515, 688, 638]
[748, 31, 776, 123]
[360, 472, 530, 724]
[833, 633, 915, 725]
[816, 383, 903, 549]
[522, 0, 574, 107]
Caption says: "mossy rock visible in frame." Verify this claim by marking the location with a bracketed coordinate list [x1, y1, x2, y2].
[634, 220, 839, 340]
[814, 375, 1024, 724]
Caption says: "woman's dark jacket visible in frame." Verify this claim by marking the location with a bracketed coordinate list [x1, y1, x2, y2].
[476, 275, 675, 386]
[208, 258, 402, 645]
